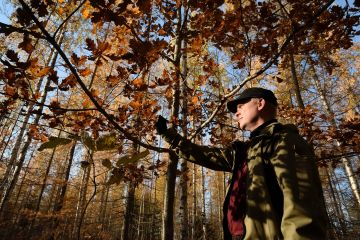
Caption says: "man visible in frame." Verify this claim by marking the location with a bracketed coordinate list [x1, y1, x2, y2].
[156, 87, 328, 240]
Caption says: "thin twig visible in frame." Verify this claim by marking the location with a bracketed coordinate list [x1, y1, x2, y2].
[0, 22, 45, 39]
[53, 0, 87, 38]
[1, 113, 81, 139]
[0, 91, 98, 112]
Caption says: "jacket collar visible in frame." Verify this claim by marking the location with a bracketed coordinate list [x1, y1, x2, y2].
[250, 119, 278, 139]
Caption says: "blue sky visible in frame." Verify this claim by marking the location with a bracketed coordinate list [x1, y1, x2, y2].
[0, 0, 12, 24]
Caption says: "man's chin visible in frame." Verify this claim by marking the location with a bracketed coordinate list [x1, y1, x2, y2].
[239, 125, 251, 131]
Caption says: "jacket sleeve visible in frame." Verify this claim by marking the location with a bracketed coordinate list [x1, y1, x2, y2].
[162, 129, 238, 172]
[271, 131, 328, 240]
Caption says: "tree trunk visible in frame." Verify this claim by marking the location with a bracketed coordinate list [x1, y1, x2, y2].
[137, 187, 145, 240]
[150, 173, 158, 240]
[121, 180, 136, 240]
[162, 151, 179, 240]
[73, 156, 91, 240]
[15, 175, 34, 224]
[179, 14, 189, 240]
[149, 152, 158, 240]
[0, 104, 23, 162]
[0, 27, 60, 192]
[98, 175, 110, 231]
[217, 172, 224, 240]
[53, 142, 76, 212]
[121, 142, 139, 240]
[0, 52, 55, 195]
[191, 163, 197, 240]
[34, 133, 61, 213]
[289, 53, 305, 109]
[12, 148, 36, 216]
[201, 166, 207, 240]
[309, 59, 360, 206]
[162, 3, 184, 240]
[26, 133, 60, 232]
[0, 32, 64, 215]
[325, 167, 346, 236]
[0, 33, 44, 164]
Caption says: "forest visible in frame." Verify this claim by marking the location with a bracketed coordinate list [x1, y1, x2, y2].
[0, 0, 359, 239]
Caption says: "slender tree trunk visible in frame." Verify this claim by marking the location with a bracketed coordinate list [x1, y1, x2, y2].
[325, 167, 346, 236]
[0, 148, 35, 240]
[107, 200, 114, 233]
[137, 187, 145, 240]
[121, 142, 139, 240]
[192, 163, 197, 240]
[0, 28, 59, 189]
[0, 33, 64, 215]
[331, 169, 350, 238]
[53, 142, 76, 212]
[179, 16, 189, 240]
[26, 133, 60, 233]
[0, 53, 55, 194]
[0, 33, 46, 165]
[289, 55, 335, 231]
[34, 133, 61, 213]
[45, 178, 57, 212]
[103, 185, 110, 230]
[0, 138, 34, 216]
[162, 151, 179, 240]
[332, 168, 351, 218]
[0, 19, 65, 184]
[217, 172, 223, 240]
[289, 53, 305, 109]
[15, 177, 34, 224]
[162, 3, 183, 240]
[201, 166, 207, 240]
[72, 156, 91, 239]
[309, 60, 360, 206]
[12, 148, 36, 219]
[121, 180, 136, 240]
[150, 152, 158, 240]
[0, 104, 24, 162]
[0, 114, 11, 149]
[98, 176, 110, 231]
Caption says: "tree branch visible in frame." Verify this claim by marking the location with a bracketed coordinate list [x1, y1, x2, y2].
[1, 113, 78, 138]
[0, 91, 98, 112]
[18, 0, 169, 153]
[189, 0, 336, 140]
[0, 22, 45, 39]
[275, 0, 291, 19]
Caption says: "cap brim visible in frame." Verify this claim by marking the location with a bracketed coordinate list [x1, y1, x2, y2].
[227, 98, 250, 113]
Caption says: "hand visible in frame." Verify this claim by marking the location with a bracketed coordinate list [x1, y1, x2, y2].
[155, 115, 168, 135]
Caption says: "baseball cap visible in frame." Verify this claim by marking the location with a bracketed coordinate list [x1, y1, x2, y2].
[227, 87, 278, 113]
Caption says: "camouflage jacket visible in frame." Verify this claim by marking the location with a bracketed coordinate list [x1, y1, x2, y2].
[162, 121, 328, 240]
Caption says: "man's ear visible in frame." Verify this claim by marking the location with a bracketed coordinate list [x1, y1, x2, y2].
[257, 98, 266, 111]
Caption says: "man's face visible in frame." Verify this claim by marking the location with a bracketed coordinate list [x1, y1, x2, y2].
[234, 98, 262, 131]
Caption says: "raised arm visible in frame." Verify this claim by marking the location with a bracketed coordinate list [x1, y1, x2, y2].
[156, 116, 240, 172]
